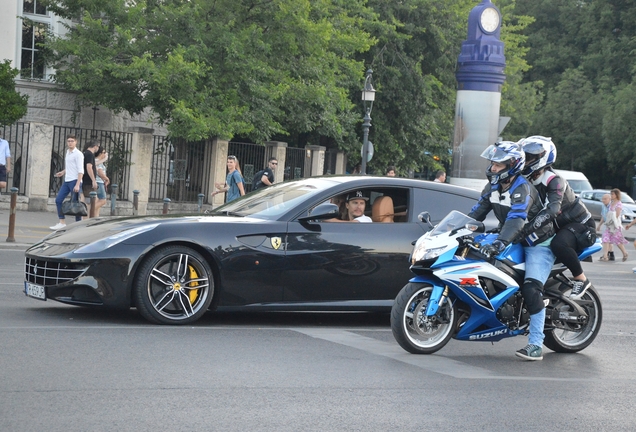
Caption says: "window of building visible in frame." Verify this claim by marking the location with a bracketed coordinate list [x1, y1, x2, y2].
[20, 0, 51, 80]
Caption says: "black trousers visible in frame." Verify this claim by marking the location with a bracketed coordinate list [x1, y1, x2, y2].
[550, 219, 596, 278]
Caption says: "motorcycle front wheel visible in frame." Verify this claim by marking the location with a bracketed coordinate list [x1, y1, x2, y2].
[544, 285, 602, 353]
[391, 282, 457, 354]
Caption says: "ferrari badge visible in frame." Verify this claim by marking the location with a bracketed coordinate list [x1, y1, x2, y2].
[270, 237, 282, 250]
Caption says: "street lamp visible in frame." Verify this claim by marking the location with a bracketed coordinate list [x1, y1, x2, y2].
[360, 69, 375, 175]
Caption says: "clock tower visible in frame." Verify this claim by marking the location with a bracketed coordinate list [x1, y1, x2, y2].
[449, 0, 505, 189]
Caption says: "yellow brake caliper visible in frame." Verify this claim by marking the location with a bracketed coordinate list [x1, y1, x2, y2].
[187, 265, 199, 304]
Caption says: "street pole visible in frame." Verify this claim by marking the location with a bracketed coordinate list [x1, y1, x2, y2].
[360, 109, 372, 175]
[360, 68, 375, 175]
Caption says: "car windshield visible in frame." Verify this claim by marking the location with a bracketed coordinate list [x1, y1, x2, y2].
[568, 180, 593, 194]
[214, 178, 340, 220]
[429, 210, 477, 236]
[621, 194, 635, 204]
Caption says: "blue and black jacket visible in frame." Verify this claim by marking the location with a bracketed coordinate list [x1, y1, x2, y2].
[468, 175, 540, 245]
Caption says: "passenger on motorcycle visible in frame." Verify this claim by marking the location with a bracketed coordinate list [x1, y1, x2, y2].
[520, 136, 596, 300]
[468, 141, 552, 361]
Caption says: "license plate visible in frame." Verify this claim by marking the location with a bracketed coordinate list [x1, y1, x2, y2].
[24, 282, 46, 301]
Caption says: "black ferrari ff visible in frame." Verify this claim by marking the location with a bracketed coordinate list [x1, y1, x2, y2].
[24, 176, 483, 324]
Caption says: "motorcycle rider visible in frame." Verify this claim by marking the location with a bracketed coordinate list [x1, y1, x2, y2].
[468, 141, 553, 361]
[519, 136, 596, 299]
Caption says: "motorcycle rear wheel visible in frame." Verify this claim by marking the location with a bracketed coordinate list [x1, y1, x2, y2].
[391, 282, 457, 354]
[544, 285, 602, 353]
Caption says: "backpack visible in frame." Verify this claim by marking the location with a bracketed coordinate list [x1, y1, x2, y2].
[252, 169, 266, 190]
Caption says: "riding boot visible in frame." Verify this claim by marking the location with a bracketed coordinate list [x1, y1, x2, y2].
[609, 251, 615, 261]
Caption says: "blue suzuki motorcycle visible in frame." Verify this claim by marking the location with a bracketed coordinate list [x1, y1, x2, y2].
[391, 210, 603, 355]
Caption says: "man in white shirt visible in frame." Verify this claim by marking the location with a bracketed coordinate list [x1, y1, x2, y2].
[50, 135, 85, 230]
[345, 190, 372, 223]
[0, 137, 11, 191]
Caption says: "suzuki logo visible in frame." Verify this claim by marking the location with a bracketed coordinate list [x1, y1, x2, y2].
[459, 277, 478, 286]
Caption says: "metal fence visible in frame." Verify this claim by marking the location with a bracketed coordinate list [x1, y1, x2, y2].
[285, 147, 306, 181]
[149, 136, 213, 202]
[50, 127, 133, 200]
[227, 141, 268, 193]
[324, 149, 340, 175]
[0, 122, 29, 194]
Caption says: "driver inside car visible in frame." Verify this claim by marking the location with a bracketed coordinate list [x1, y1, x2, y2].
[326, 190, 372, 223]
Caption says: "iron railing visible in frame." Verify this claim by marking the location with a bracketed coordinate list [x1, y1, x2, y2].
[285, 147, 306, 181]
[149, 136, 213, 202]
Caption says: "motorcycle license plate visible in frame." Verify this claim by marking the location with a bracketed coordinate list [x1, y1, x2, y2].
[24, 282, 46, 301]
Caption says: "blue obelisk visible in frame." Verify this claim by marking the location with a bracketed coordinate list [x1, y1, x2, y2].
[449, 0, 506, 189]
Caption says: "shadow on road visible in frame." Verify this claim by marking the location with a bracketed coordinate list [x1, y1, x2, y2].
[21, 304, 391, 328]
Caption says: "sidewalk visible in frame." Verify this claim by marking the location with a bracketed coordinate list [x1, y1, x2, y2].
[0, 209, 64, 247]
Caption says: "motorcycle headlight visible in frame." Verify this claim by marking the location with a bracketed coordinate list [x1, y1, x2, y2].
[411, 240, 446, 264]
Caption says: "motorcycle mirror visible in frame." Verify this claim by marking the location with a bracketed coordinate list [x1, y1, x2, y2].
[465, 221, 485, 233]
[418, 211, 434, 228]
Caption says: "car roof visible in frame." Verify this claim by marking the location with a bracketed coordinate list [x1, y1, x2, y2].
[307, 175, 481, 196]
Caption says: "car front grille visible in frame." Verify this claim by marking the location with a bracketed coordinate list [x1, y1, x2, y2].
[25, 257, 88, 286]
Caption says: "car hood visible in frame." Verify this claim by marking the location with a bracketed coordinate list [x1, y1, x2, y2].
[30, 214, 267, 248]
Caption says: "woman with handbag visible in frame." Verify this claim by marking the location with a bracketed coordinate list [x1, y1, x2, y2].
[598, 189, 629, 261]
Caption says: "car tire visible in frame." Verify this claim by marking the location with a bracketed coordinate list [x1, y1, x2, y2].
[134, 245, 214, 325]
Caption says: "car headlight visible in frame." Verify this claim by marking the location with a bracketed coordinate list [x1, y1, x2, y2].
[73, 223, 159, 254]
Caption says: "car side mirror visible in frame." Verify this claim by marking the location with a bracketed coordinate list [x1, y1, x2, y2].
[298, 203, 340, 222]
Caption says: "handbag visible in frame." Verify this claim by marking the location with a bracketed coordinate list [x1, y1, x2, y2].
[62, 194, 88, 217]
[605, 208, 619, 232]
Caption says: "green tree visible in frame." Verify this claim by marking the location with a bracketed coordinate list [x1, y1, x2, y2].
[497, 0, 542, 140]
[603, 83, 636, 186]
[534, 68, 609, 185]
[43, 0, 374, 143]
[342, 0, 474, 175]
[0, 60, 29, 127]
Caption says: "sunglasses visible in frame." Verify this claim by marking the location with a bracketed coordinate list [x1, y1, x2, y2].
[227, 155, 237, 160]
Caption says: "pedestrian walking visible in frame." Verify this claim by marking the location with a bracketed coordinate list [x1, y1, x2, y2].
[93, 146, 110, 216]
[212, 155, 245, 203]
[0, 137, 11, 191]
[252, 157, 277, 190]
[599, 188, 629, 261]
[50, 135, 84, 230]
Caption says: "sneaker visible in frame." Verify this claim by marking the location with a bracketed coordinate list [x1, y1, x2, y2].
[49, 223, 67, 230]
[609, 251, 615, 261]
[569, 279, 591, 299]
[515, 344, 543, 361]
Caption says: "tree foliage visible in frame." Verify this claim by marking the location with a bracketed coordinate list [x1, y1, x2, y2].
[0, 59, 29, 128]
[44, 0, 374, 142]
[513, 0, 636, 189]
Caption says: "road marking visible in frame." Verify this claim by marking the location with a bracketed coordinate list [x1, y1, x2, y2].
[293, 328, 604, 381]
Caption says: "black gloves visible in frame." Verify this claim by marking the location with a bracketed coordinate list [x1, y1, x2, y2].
[481, 240, 507, 257]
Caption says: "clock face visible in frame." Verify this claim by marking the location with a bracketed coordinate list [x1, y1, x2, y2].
[480, 7, 500, 33]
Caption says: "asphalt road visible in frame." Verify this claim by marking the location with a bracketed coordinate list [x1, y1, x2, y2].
[1, 245, 636, 431]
